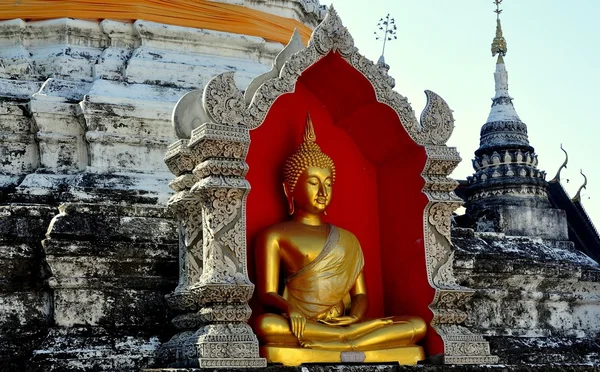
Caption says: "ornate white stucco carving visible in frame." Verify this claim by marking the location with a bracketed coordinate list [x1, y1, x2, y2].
[165, 6, 498, 365]
[162, 123, 264, 367]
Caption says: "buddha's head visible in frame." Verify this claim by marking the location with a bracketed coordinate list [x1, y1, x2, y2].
[283, 113, 336, 215]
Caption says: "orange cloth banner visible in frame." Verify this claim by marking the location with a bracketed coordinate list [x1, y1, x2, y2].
[0, 0, 313, 44]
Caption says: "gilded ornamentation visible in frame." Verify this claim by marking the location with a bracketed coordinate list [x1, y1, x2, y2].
[254, 115, 427, 365]
[282, 114, 336, 192]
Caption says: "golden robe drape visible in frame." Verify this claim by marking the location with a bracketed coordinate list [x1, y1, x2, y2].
[284, 225, 365, 320]
[0, 0, 313, 44]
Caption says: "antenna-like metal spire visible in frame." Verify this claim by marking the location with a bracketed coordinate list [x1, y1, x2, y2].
[374, 14, 397, 63]
[491, 0, 507, 63]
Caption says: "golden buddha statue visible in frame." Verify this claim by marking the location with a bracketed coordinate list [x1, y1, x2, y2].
[253, 113, 427, 366]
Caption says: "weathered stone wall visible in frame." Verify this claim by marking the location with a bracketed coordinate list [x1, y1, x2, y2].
[0, 16, 282, 370]
[0, 204, 54, 369]
[452, 227, 600, 364]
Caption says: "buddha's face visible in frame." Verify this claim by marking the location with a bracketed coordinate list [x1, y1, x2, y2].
[291, 166, 333, 215]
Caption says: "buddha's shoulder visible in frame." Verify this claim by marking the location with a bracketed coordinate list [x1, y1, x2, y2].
[331, 225, 360, 243]
[256, 221, 297, 240]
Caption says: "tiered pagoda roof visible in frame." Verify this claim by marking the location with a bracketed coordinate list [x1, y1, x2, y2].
[466, 12, 549, 210]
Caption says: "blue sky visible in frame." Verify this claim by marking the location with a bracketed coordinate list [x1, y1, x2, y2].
[319, 0, 600, 227]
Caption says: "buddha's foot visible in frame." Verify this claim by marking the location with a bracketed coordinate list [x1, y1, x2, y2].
[300, 339, 352, 351]
[342, 318, 393, 340]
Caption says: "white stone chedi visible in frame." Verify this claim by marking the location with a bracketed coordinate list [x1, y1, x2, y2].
[0, 1, 318, 369]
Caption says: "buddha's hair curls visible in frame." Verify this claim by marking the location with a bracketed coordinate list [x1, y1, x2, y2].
[283, 113, 336, 193]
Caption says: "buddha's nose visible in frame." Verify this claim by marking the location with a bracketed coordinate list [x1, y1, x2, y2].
[318, 182, 328, 197]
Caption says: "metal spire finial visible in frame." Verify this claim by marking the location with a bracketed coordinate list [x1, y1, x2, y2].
[491, 0, 507, 62]
[573, 170, 588, 203]
[494, 0, 503, 18]
[374, 14, 397, 62]
[550, 144, 569, 183]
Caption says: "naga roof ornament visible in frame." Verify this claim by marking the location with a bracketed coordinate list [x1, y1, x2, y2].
[573, 170, 588, 203]
[550, 144, 569, 183]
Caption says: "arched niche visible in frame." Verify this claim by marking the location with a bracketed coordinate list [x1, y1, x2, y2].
[246, 51, 439, 353]
[165, 6, 498, 365]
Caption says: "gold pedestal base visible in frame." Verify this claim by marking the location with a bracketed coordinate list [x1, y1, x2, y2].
[260, 345, 425, 366]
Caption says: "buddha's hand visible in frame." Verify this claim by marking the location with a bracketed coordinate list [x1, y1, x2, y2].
[287, 308, 306, 339]
[318, 315, 358, 326]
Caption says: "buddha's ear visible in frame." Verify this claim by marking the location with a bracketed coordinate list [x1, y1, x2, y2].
[282, 182, 294, 215]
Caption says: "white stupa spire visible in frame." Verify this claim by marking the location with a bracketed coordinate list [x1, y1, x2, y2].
[486, 16, 520, 123]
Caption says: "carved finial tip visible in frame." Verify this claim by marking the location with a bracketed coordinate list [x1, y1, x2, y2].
[304, 112, 316, 142]
[491, 1, 507, 58]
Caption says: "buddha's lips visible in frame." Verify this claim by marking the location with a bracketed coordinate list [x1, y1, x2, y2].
[316, 197, 327, 204]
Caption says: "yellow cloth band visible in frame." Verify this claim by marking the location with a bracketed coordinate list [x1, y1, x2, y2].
[0, 0, 313, 45]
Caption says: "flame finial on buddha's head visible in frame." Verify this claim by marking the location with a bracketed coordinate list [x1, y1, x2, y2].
[283, 112, 336, 193]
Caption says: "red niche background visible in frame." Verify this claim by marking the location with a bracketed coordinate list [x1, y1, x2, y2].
[246, 52, 442, 355]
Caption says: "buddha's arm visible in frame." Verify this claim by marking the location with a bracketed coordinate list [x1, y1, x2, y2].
[255, 231, 306, 338]
[256, 230, 287, 312]
[319, 271, 368, 326]
[349, 272, 368, 321]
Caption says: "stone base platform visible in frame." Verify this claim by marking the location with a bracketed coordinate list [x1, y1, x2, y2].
[147, 364, 600, 372]
[260, 346, 425, 366]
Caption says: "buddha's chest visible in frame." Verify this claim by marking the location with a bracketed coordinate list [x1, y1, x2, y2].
[280, 234, 329, 273]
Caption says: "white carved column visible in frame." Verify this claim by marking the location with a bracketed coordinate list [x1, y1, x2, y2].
[421, 145, 498, 364]
[163, 140, 204, 325]
[160, 122, 265, 368]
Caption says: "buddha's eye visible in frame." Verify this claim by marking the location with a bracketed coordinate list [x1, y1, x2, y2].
[308, 178, 319, 185]
[325, 180, 332, 187]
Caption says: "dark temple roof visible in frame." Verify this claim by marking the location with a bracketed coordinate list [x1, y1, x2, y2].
[547, 181, 600, 264]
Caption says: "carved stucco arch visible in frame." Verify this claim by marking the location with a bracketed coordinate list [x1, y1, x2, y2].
[164, 6, 498, 366]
